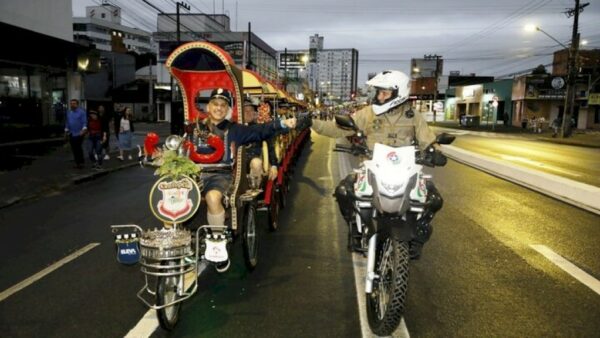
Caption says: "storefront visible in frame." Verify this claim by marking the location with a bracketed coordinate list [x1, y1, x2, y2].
[0, 22, 87, 132]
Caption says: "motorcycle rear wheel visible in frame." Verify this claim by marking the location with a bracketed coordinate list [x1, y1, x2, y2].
[157, 260, 183, 331]
[366, 237, 409, 336]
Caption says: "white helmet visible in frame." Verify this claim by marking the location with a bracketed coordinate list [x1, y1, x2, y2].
[366, 70, 410, 115]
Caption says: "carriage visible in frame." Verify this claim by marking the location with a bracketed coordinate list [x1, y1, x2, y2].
[111, 41, 310, 331]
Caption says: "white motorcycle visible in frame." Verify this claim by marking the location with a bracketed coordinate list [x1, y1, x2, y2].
[333, 115, 454, 335]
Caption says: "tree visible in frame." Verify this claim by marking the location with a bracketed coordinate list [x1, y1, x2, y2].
[531, 64, 548, 75]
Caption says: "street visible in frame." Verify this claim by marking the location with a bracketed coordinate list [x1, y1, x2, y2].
[1, 134, 599, 337]
[442, 131, 600, 187]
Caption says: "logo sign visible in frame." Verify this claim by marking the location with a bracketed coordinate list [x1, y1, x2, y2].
[551, 77, 565, 89]
[149, 176, 201, 224]
[116, 242, 140, 265]
[589, 93, 600, 105]
[386, 151, 401, 165]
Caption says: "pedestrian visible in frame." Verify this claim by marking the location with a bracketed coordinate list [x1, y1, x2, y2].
[530, 115, 537, 133]
[117, 107, 134, 160]
[537, 116, 546, 133]
[98, 105, 112, 160]
[87, 110, 106, 169]
[64, 99, 88, 169]
[114, 104, 124, 141]
[551, 117, 561, 138]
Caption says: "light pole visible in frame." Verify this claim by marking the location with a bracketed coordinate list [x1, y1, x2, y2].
[524, 0, 588, 138]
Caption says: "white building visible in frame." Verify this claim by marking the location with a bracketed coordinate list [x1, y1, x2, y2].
[278, 34, 359, 104]
[73, 4, 154, 54]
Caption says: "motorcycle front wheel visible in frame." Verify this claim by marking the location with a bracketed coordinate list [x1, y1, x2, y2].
[156, 260, 183, 330]
[366, 237, 410, 336]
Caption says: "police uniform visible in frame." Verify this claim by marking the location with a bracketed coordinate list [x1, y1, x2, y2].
[311, 104, 441, 258]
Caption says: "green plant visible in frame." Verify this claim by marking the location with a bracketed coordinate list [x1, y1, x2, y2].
[155, 150, 200, 179]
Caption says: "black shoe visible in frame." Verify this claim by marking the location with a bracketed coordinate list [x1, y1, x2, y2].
[215, 259, 230, 273]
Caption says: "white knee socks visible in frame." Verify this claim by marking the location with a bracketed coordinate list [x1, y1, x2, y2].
[207, 211, 225, 225]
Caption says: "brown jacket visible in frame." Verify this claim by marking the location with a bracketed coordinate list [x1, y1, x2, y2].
[312, 105, 436, 150]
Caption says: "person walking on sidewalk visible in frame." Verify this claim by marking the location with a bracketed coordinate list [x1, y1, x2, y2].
[65, 99, 88, 169]
[98, 105, 112, 160]
[117, 107, 134, 160]
[87, 110, 106, 169]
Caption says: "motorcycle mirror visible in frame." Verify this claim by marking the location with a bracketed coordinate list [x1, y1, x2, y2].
[335, 114, 358, 131]
[436, 133, 455, 145]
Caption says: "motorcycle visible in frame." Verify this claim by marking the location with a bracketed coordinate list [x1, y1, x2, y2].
[332, 114, 454, 335]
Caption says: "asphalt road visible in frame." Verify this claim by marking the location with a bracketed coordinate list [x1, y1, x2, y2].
[0, 133, 599, 337]
[450, 133, 600, 187]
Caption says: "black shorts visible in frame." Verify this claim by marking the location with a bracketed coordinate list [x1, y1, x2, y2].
[200, 172, 231, 194]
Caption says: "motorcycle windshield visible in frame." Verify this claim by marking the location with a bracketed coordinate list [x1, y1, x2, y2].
[369, 144, 417, 198]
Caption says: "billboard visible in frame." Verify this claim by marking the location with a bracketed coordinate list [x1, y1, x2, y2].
[279, 52, 308, 69]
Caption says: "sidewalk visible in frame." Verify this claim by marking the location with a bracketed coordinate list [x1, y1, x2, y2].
[0, 122, 171, 209]
[432, 121, 600, 148]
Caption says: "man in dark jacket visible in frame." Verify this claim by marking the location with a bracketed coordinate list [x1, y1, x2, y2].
[196, 89, 296, 229]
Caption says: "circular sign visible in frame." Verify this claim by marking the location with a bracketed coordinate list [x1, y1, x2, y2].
[149, 175, 201, 224]
[551, 77, 565, 89]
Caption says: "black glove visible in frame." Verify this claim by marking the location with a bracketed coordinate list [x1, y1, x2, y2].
[421, 146, 447, 167]
[432, 150, 447, 166]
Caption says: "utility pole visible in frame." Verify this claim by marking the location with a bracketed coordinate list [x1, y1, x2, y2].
[424, 54, 442, 124]
[561, 0, 589, 138]
[176, 2, 190, 44]
[246, 22, 252, 70]
[283, 48, 288, 91]
[172, 1, 190, 134]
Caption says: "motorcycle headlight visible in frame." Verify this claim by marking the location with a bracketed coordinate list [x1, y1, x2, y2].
[165, 135, 183, 150]
[381, 182, 402, 194]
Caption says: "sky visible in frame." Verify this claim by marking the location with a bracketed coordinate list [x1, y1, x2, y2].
[73, 0, 600, 85]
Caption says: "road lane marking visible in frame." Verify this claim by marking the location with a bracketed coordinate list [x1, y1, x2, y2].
[531, 244, 600, 296]
[498, 154, 582, 177]
[329, 138, 410, 338]
[0, 242, 100, 302]
[125, 262, 208, 337]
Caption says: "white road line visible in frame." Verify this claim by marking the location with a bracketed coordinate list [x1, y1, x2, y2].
[499, 155, 582, 177]
[0, 242, 100, 302]
[125, 262, 208, 338]
[328, 137, 410, 338]
[530, 244, 600, 296]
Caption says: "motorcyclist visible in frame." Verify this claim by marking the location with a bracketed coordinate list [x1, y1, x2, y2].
[308, 70, 445, 258]
[193, 89, 296, 270]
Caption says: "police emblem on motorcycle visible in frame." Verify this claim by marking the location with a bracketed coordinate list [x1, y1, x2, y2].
[386, 151, 401, 164]
[149, 175, 201, 224]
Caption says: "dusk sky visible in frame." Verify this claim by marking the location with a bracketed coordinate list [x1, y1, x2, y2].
[73, 0, 600, 85]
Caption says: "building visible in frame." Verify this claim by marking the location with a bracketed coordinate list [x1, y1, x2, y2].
[410, 56, 444, 120]
[444, 79, 512, 126]
[73, 4, 154, 55]
[153, 13, 278, 123]
[280, 34, 358, 105]
[0, 0, 87, 139]
[551, 48, 600, 129]
[511, 73, 591, 129]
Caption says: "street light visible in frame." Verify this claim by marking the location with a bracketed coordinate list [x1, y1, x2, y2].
[524, 24, 569, 50]
[525, 23, 575, 138]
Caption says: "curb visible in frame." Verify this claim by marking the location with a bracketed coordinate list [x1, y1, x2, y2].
[0, 161, 141, 210]
[441, 145, 600, 215]
[71, 161, 141, 184]
[535, 137, 600, 149]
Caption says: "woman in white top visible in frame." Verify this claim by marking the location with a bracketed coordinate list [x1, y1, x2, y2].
[118, 108, 134, 160]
